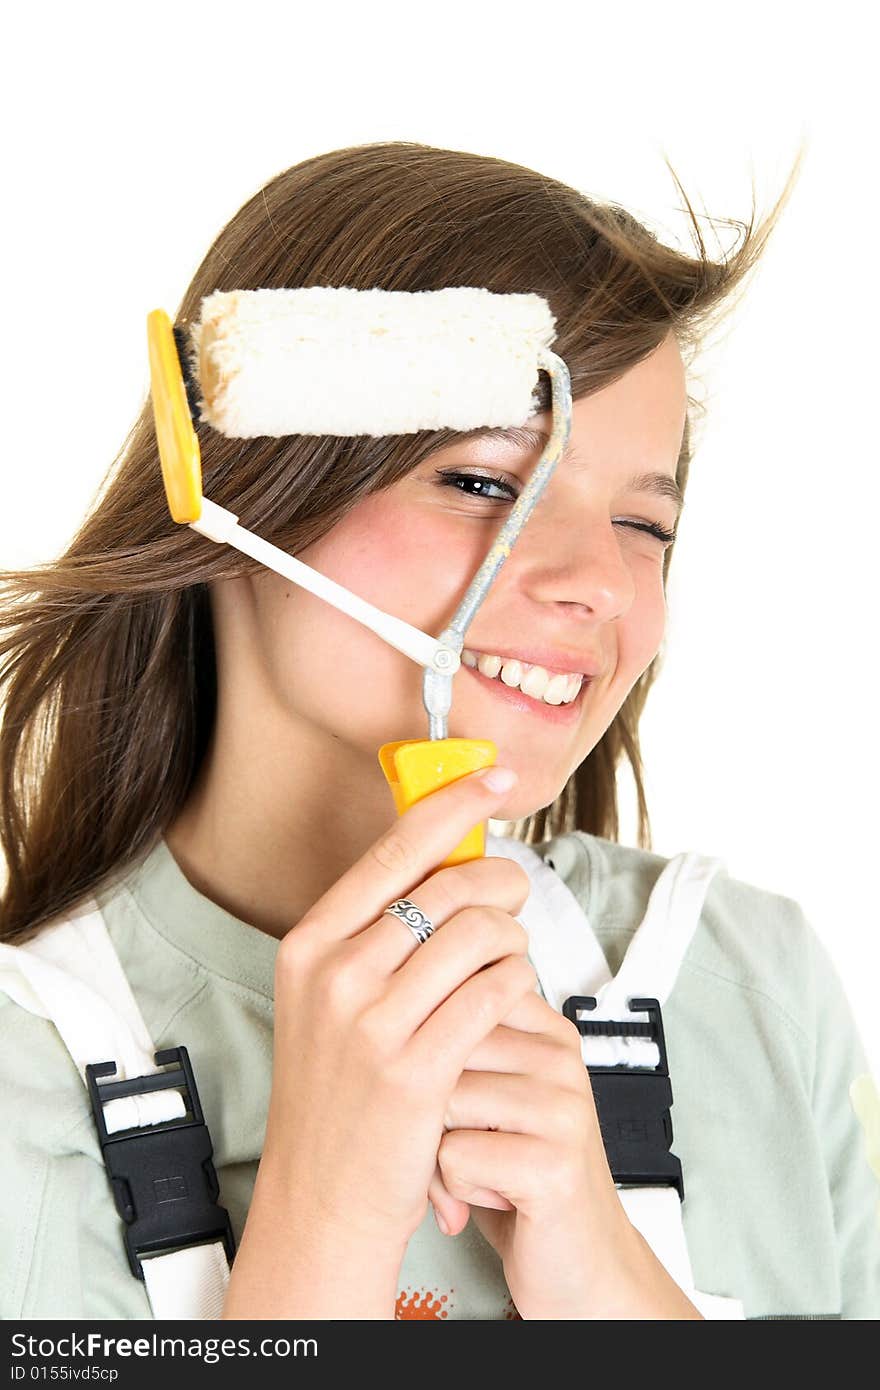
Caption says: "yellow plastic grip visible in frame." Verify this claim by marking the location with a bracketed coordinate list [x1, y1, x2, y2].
[378, 737, 499, 868]
[147, 308, 204, 524]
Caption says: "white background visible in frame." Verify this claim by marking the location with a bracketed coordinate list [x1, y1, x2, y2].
[2, 2, 877, 1075]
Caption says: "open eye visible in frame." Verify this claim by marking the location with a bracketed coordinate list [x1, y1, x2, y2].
[435, 470, 514, 501]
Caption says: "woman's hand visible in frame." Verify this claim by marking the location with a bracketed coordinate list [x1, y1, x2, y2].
[261, 765, 537, 1282]
[434, 988, 704, 1318]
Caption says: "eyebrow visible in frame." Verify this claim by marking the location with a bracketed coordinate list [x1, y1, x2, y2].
[460, 425, 686, 521]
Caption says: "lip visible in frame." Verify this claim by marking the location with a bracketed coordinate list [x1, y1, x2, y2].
[460, 661, 592, 724]
[461, 644, 603, 679]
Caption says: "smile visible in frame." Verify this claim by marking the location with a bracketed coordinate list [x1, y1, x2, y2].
[461, 649, 584, 704]
[459, 653, 591, 724]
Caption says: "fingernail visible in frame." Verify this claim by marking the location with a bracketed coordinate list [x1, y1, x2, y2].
[481, 766, 519, 793]
[434, 1206, 450, 1236]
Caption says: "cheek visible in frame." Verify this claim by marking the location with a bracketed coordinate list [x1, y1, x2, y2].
[302, 492, 487, 629]
[614, 569, 668, 684]
[254, 494, 486, 740]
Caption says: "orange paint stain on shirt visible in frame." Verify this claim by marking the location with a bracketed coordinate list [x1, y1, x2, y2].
[396, 1286, 451, 1319]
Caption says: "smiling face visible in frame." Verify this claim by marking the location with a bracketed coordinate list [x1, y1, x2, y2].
[238, 331, 688, 821]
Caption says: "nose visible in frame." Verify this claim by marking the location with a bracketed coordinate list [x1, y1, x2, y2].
[516, 507, 637, 623]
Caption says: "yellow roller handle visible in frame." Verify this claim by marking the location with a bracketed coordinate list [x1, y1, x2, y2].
[147, 308, 204, 524]
[378, 737, 498, 867]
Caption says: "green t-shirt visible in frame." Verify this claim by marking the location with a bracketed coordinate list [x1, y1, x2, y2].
[1, 830, 878, 1319]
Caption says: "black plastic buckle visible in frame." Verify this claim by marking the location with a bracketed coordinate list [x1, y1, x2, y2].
[85, 1045, 236, 1281]
[562, 996, 684, 1202]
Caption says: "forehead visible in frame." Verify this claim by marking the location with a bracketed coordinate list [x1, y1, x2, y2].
[541, 331, 687, 460]
[459, 333, 687, 476]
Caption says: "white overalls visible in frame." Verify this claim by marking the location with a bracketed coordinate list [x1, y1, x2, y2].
[0, 835, 745, 1319]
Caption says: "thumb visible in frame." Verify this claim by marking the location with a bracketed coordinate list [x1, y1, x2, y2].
[427, 1162, 471, 1236]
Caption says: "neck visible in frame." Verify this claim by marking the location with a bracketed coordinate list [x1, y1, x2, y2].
[164, 696, 399, 942]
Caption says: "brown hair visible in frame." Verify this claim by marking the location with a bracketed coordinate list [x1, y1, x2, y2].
[0, 140, 802, 945]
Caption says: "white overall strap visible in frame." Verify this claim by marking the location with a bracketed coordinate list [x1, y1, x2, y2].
[0, 899, 230, 1319]
[598, 851, 727, 1020]
[485, 834, 745, 1319]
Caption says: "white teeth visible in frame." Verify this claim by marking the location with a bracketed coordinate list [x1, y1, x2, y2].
[499, 659, 524, 687]
[520, 666, 551, 699]
[542, 673, 571, 705]
[477, 653, 503, 679]
[563, 672, 582, 701]
[463, 649, 585, 706]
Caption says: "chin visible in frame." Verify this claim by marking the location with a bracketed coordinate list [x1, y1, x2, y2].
[488, 788, 560, 825]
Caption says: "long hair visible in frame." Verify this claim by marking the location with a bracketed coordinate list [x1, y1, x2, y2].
[0, 140, 802, 945]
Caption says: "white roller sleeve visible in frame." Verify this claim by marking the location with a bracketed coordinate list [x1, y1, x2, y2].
[188, 286, 557, 438]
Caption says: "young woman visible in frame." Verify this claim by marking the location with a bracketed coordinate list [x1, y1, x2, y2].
[1, 141, 877, 1321]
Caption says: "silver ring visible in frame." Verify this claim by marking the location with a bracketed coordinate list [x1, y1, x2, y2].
[383, 897, 435, 945]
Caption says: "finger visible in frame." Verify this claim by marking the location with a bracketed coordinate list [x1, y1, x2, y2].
[455, 1188, 514, 1212]
[480, 986, 574, 1037]
[438, 1129, 546, 1210]
[440, 1128, 619, 1220]
[291, 766, 521, 942]
[376, 906, 531, 1039]
[463, 1027, 570, 1077]
[444, 1069, 572, 1138]
[461, 994, 582, 1073]
[410, 953, 540, 1087]
[347, 855, 530, 978]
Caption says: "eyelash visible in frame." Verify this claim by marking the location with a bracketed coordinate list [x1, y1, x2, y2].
[436, 470, 677, 546]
